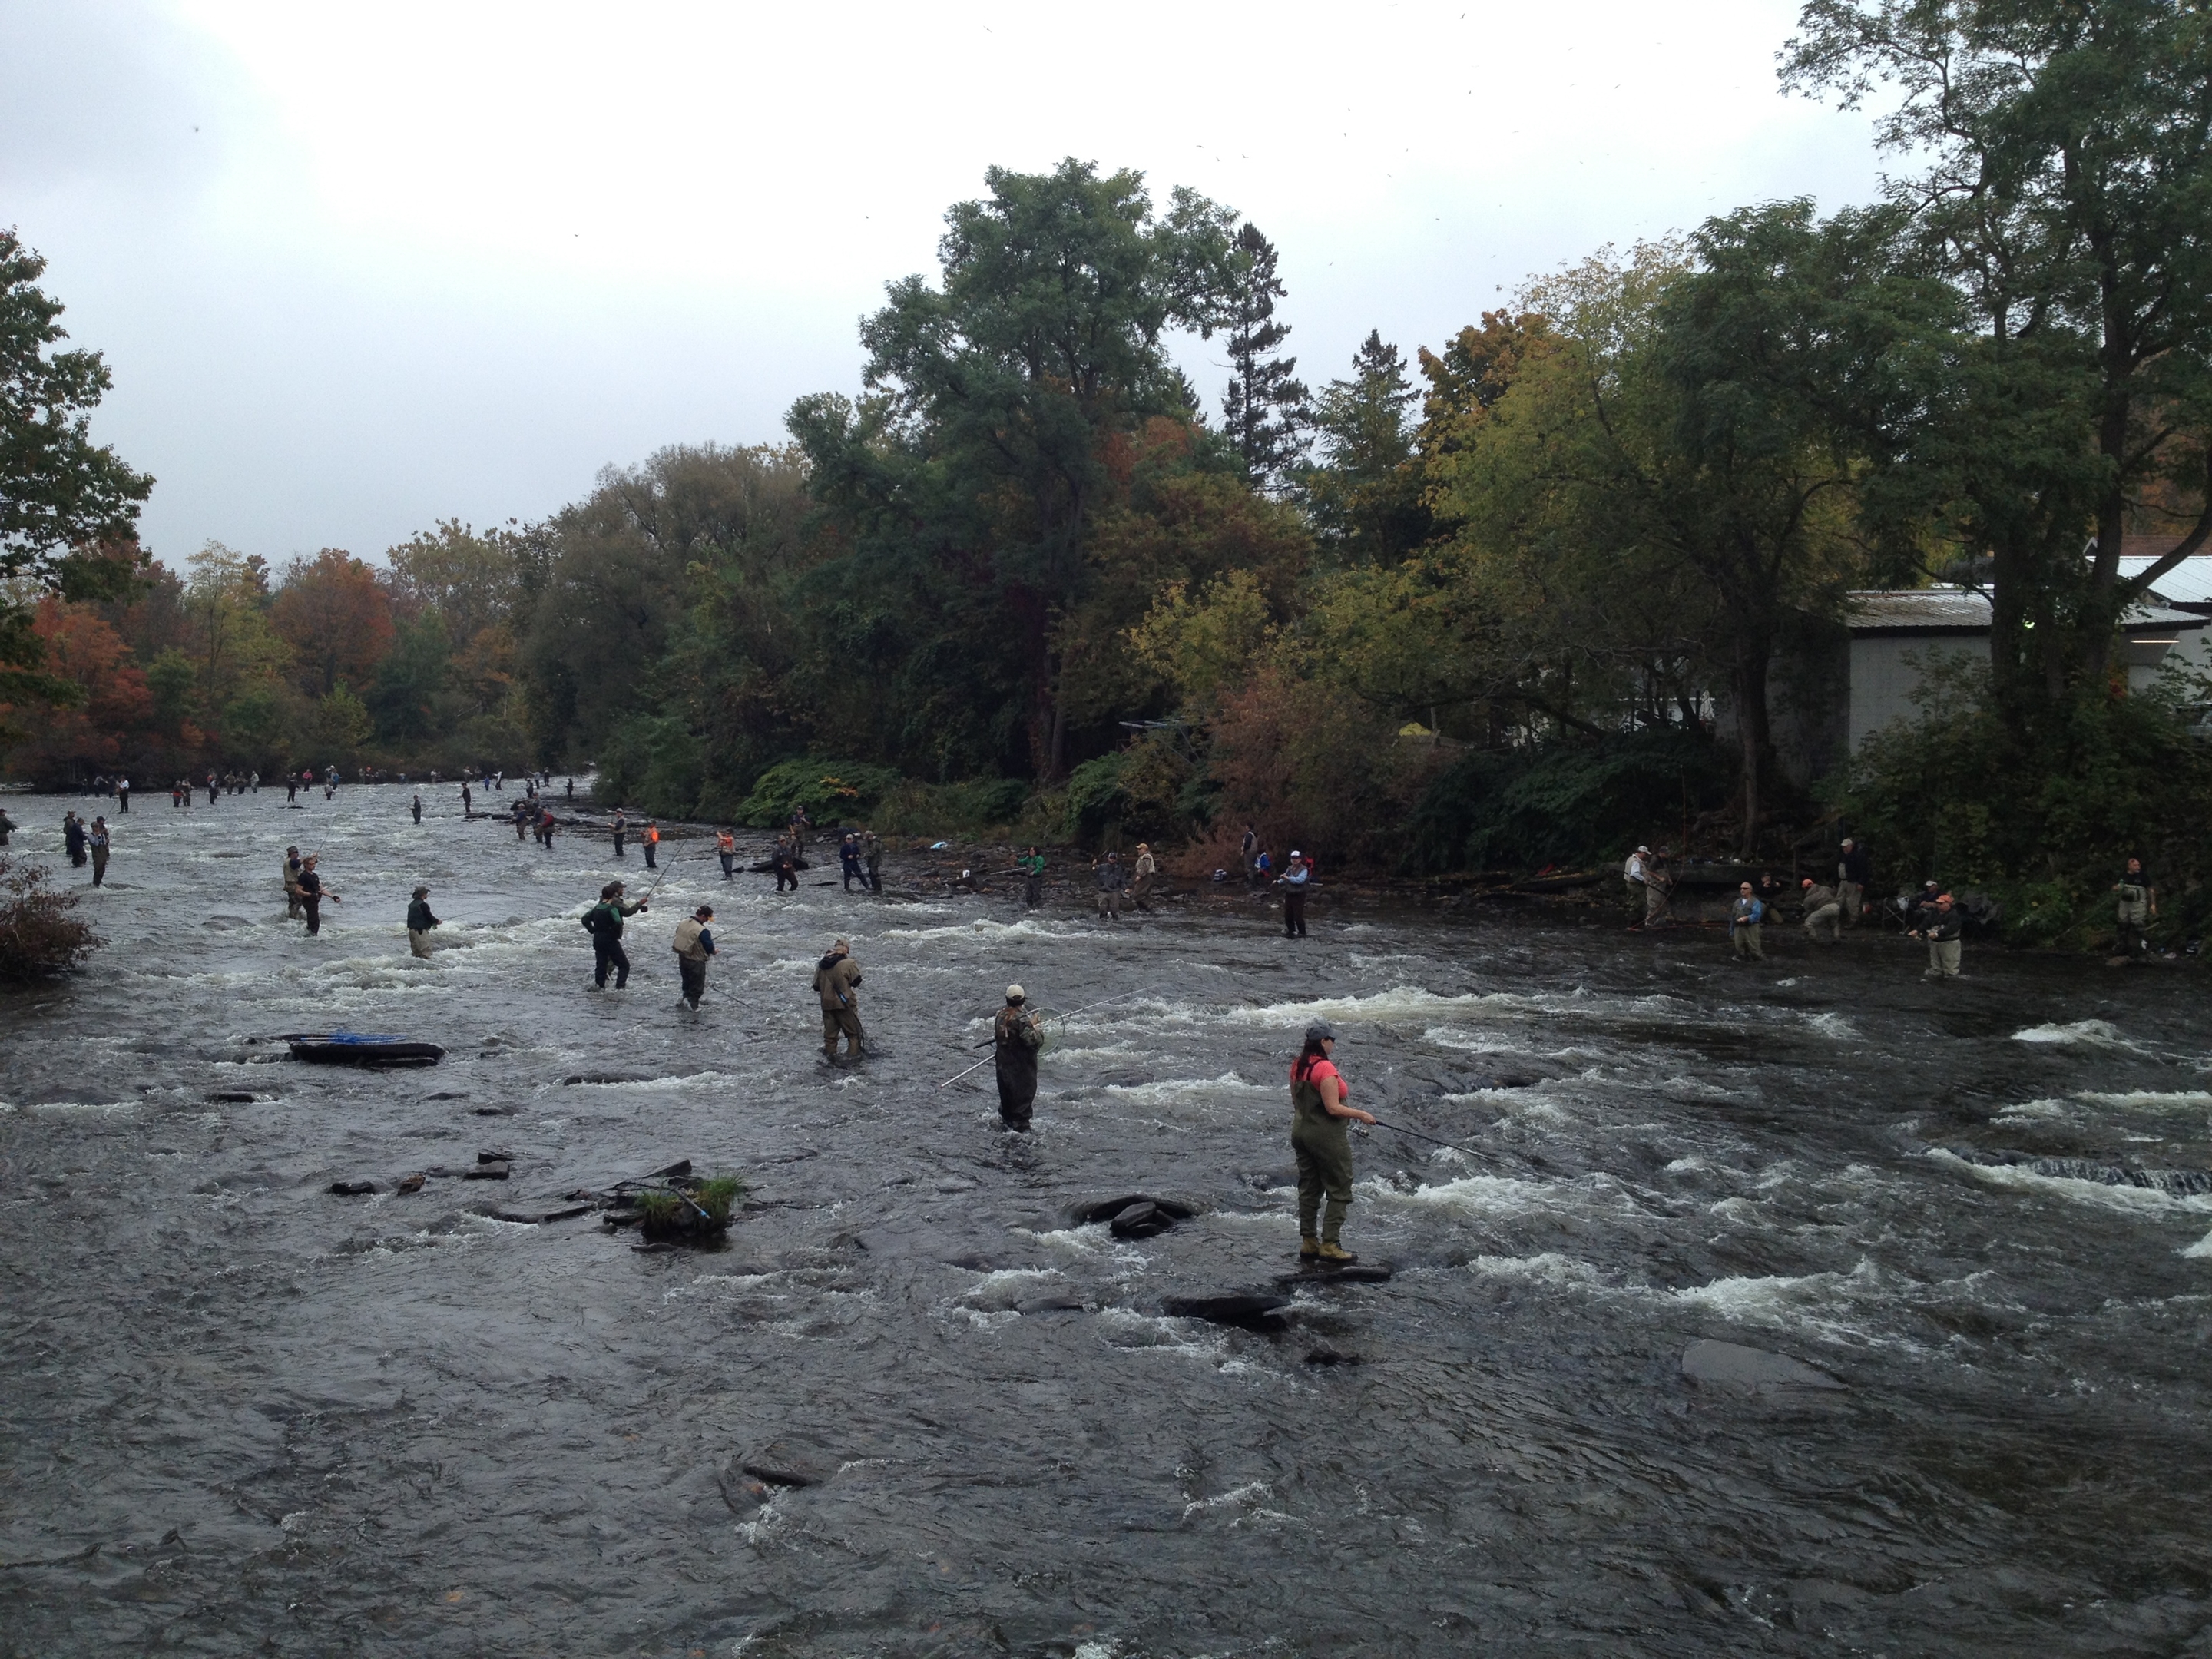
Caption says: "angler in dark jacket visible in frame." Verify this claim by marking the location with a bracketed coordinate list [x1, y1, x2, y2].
[583, 880, 648, 989]
[406, 886, 442, 959]
[297, 855, 339, 935]
[993, 984, 1043, 1131]
[1912, 892, 1964, 979]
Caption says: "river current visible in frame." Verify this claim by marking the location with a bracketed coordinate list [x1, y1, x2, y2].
[3, 783, 2210, 1656]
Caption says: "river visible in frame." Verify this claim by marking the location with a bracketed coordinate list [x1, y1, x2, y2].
[3, 782, 2210, 1656]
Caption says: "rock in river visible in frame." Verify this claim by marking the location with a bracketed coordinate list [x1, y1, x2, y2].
[1681, 1339, 1845, 1393]
[1162, 1291, 1292, 1327]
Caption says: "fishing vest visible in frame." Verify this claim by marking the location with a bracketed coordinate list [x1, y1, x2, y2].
[673, 918, 707, 962]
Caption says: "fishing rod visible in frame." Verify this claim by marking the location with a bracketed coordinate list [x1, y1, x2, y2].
[1363, 1115, 1482, 1155]
[935, 988, 1149, 1087]
[1030, 988, 1149, 1021]
[938, 1053, 995, 1090]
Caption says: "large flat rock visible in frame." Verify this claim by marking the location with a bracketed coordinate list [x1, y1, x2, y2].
[1681, 1339, 1845, 1392]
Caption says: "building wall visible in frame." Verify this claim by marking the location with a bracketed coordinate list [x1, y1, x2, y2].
[1848, 634, 1987, 751]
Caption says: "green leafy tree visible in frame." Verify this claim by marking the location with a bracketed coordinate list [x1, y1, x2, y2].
[0, 230, 154, 744]
[312, 683, 372, 760]
[794, 158, 1240, 780]
[1785, 0, 2212, 715]
[369, 610, 451, 743]
[1434, 211, 1948, 851]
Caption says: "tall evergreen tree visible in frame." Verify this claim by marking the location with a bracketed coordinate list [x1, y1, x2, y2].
[1303, 330, 1430, 561]
[1219, 223, 1309, 485]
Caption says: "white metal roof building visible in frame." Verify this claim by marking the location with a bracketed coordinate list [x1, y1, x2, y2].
[1839, 586, 2207, 752]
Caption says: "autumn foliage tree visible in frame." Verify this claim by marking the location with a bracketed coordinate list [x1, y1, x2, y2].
[271, 549, 396, 697]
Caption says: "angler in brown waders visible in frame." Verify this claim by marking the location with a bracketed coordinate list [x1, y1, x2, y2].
[1290, 1020, 1375, 1264]
[993, 984, 1042, 1130]
[813, 938, 863, 1058]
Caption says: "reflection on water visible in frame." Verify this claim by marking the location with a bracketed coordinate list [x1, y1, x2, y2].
[4, 783, 2211, 1654]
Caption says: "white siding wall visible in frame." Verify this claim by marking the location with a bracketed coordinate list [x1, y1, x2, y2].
[1848, 635, 1986, 750]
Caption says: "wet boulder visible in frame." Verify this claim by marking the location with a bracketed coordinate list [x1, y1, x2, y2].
[1108, 1201, 1167, 1239]
[1162, 1290, 1292, 1327]
[327, 1179, 381, 1197]
[1681, 1339, 1844, 1393]
[1068, 1194, 1198, 1230]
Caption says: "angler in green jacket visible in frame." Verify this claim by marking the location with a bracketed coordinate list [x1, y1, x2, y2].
[583, 880, 649, 989]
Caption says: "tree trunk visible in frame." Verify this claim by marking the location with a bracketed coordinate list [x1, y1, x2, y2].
[1730, 629, 1773, 859]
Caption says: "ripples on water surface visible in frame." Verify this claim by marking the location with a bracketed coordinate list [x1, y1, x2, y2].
[4, 786, 2211, 1655]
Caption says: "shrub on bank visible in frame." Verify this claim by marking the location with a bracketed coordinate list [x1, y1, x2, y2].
[1835, 667, 2212, 950]
[1401, 728, 1730, 875]
[735, 757, 903, 830]
[0, 856, 100, 982]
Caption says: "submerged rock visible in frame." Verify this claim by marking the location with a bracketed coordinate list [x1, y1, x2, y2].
[1277, 1262, 1394, 1286]
[1162, 1291, 1292, 1327]
[740, 1437, 834, 1488]
[1681, 1339, 1844, 1392]
[1304, 1346, 1363, 1366]
[1945, 1146, 2212, 1196]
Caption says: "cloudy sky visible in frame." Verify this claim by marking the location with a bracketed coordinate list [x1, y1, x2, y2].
[5, 0, 1887, 570]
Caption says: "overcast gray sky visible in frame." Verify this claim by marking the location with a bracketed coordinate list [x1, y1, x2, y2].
[4, 0, 1886, 571]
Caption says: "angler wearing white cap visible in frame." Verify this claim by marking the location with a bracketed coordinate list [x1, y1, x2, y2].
[1280, 850, 1312, 938]
[993, 984, 1043, 1130]
[1624, 843, 1670, 929]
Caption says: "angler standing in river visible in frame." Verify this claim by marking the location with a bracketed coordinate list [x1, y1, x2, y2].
[406, 886, 442, 958]
[87, 816, 111, 887]
[1280, 850, 1311, 938]
[672, 905, 717, 1011]
[813, 937, 863, 1059]
[993, 984, 1042, 1131]
[296, 854, 339, 935]
[583, 880, 648, 990]
[716, 827, 737, 881]
[1290, 1020, 1376, 1265]
[1729, 882, 1765, 962]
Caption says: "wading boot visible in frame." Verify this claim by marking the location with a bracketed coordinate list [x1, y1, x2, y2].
[1316, 1241, 1358, 1266]
[1299, 1235, 1321, 1263]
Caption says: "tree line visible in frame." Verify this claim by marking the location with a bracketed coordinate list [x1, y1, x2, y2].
[5, 2, 2210, 942]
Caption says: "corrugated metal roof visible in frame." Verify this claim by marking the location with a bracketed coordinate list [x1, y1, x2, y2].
[1846, 588, 1989, 628]
[2120, 553, 2212, 606]
[1846, 586, 2207, 631]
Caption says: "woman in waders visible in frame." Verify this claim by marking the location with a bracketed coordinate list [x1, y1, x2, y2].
[1290, 1020, 1376, 1264]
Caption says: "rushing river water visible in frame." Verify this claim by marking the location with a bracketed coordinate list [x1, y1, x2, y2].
[4, 783, 2211, 1657]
